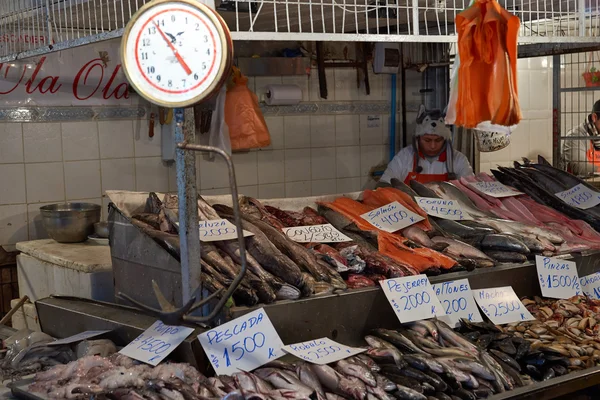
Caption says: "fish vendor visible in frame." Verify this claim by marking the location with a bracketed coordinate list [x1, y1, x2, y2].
[562, 100, 600, 176]
[381, 105, 474, 184]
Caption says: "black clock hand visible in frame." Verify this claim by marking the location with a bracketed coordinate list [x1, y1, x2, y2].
[165, 32, 176, 43]
[176, 32, 185, 36]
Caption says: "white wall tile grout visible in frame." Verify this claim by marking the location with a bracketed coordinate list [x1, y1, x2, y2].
[2, 65, 424, 247]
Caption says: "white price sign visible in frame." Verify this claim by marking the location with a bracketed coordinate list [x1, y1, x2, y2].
[380, 275, 444, 323]
[415, 197, 473, 221]
[119, 321, 194, 366]
[282, 338, 365, 364]
[198, 308, 284, 375]
[47, 330, 111, 346]
[580, 272, 600, 299]
[535, 255, 582, 299]
[282, 224, 353, 243]
[432, 279, 483, 328]
[360, 201, 424, 233]
[468, 181, 523, 198]
[474, 287, 535, 325]
[555, 184, 600, 210]
[198, 219, 254, 242]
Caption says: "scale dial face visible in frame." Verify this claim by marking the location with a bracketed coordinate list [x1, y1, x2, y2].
[121, 0, 231, 108]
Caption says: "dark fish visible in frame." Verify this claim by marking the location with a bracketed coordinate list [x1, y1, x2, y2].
[380, 372, 422, 393]
[213, 205, 308, 295]
[489, 349, 520, 372]
[483, 251, 528, 264]
[146, 192, 163, 214]
[493, 339, 517, 356]
[525, 365, 542, 380]
[551, 364, 568, 376]
[423, 370, 447, 392]
[132, 213, 161, 229]
[130, 218, 180, 259]
[542, 368, 556, 381]
[394, 385, 428, 400]
[466, 234, 530, 254]
[504, 233, 546, 253]
[421, 382, 436, 394]
[238, 202, 334, 283]
[435, 393, 452, 400]
[456, 220, 496, 234]
[424, 267, 442, 276]
[397, 367, 446, 392]
[434, 219, 492, 239]
[458, 319, 501, 333]
[523, 353, 546, 367]
[371, 329, 427, 355]
[515, 341, 531, 360]
[202, 261, 259, 306]
[449, 264, 470, 273]
[531, 158, 598, 191]
[403, 355, 428, 371]
[493, 167, 600, 231]
[472, 389, 492, 399]
[475, 334, 493, 349]
[545, 355, 569, 367]
[439, 372, 461, 391]
[474, 377, 493, 391]
[462, 331, 480, 342]
[453, 388, 476, 400]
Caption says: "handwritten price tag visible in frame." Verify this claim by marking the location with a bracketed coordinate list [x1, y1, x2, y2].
[119, 321, 194, 366]
[555, 184, 600, 210]
[282, 224, 352, 243]
[198, 308, 284, 375]
[536, 255, 581, 299]
[474, 287, 535, 325]
[47, 330, 111, 346]
[282, 338, 365, 365]
[580, 272, 600, 299]
[432, 279, 483, 328]
[380, 275, 444, 323]
[415, 197, 473, 221]
[360, 201, 424, 233]
[468, 181, 523, 198]
[198, 219, 254, 242]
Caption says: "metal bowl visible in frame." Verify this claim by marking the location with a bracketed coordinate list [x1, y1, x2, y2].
[94, 222, 109, 238]
[40, 203, 102, 243]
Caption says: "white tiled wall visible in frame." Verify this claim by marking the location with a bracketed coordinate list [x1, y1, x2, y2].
[0, 67, 399, 249]
[479, 57, 553, 174]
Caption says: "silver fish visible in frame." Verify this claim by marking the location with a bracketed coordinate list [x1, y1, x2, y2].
[406, 321, 439, 341]
[354, 355, 380, 372]
[335, 359, 377, 387]
[253, 368, 315, 397]
[297, 362, 325, 398]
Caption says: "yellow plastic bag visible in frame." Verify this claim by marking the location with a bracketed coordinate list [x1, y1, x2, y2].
[225, 67, 271, 150]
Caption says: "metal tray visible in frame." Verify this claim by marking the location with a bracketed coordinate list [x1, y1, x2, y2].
[6, 366, 600, 400]
[7, 378, 45, 400]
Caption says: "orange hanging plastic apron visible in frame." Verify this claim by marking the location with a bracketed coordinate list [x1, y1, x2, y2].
[586, 141, 600, 166]
[403, 149, 450, 184]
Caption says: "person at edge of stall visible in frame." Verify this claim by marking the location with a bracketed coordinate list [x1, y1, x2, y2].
[562, 100, 600, 176]
[380, 104, 474, 184]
